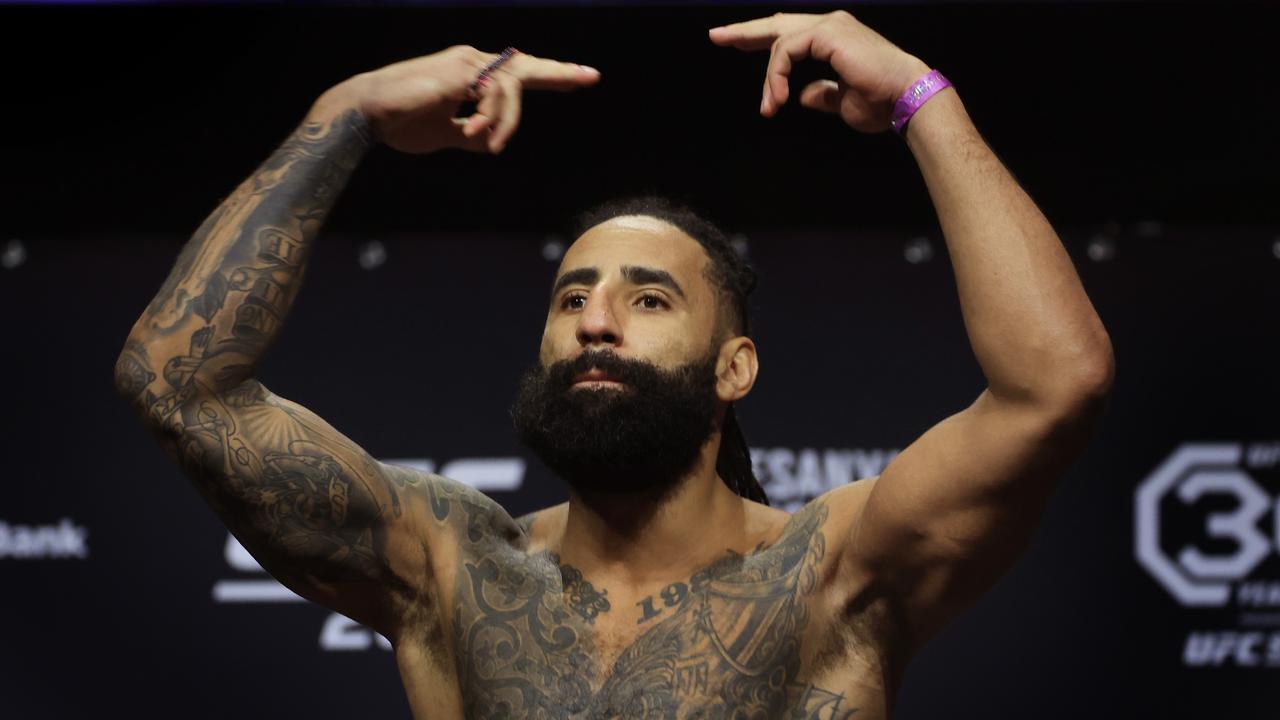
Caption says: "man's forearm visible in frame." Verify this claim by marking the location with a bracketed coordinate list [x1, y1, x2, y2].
[118, 103, 371, 406]
[904, 89, 1113, 405]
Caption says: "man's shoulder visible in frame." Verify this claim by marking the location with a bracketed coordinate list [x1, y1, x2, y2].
[378, 461, 532, 548]
[775, 475, 879, 526]
[514, 502, 569, 548]
[819, 474, 880, 510]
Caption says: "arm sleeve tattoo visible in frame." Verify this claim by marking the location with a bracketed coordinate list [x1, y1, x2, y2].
[114, 110, 430, 635]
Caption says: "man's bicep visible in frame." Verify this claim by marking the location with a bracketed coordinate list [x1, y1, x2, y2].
[849, 390, 1087, 648]
[169, 379, 431, 635]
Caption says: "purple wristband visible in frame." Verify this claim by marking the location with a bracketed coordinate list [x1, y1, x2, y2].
[890, 69, 952, 136]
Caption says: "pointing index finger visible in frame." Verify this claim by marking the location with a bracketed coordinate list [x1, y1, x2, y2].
[708, 14, 810, 51]
[507, 53, 601, 91]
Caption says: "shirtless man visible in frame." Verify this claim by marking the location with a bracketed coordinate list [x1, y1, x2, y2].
[113, 10, 1114, 718]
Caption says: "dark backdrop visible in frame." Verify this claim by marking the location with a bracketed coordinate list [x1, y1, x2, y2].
[1, 3, 1277, 719]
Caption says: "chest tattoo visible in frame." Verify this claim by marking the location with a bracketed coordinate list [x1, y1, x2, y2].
[429, 488, 858, 719]
[555, 555, 612, 624]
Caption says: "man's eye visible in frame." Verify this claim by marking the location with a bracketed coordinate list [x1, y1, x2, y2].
[562, 295, 586, 310]
[638, 294, 667, 310]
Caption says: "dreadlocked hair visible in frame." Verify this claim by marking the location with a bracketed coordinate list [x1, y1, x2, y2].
[571, 195, 768, 505]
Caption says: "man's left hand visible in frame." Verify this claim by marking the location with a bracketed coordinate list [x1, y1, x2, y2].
[709, 11, 931, 134]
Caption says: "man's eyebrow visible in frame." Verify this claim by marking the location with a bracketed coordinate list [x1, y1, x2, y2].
[550, 264, 687, 302]
[622, 265, 686, 299]
[551, 267, 600, 299]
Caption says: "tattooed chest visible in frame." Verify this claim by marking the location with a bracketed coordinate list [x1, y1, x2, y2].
[448, 505, 857, 719]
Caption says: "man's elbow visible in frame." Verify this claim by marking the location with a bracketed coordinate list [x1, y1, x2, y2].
[1038, 330, 1116, 426]
[1065, 328, 1115, 401]
[113, 338, 159, 410]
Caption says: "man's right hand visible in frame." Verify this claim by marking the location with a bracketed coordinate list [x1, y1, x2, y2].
[315, 45, 600, 155]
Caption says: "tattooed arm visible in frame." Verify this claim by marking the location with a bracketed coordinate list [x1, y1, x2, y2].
[113, 47, 600, 636]
[112, 99, 427, 635]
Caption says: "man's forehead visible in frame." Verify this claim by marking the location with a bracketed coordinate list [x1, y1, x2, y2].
[562, 215, 704, 272]
[586, 215, 677, 235]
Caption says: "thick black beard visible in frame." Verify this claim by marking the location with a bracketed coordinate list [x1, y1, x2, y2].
[510, 347, 720, 502]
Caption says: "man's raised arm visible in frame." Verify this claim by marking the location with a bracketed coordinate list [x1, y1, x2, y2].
[712, 11, 1114, 653]
[113, 47, 601, 637]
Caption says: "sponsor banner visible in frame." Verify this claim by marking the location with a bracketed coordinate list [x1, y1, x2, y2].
[1136, 441, 1280, 667]
[753, 447, 899, 511]
[0, 519, 89, 560]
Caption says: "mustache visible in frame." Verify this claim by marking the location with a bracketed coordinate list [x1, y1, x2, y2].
[544, 349, 658, 387]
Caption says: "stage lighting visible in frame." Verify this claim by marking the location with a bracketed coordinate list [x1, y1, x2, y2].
[1087, 235, 1116, 262]
[904, 236, 934, 264]
[2, 239, 26, 270]
[542, 237, 565, 262]
[357, 240, 387, 271]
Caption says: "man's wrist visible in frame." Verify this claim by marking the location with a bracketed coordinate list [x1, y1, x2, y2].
[290, 101, 376, 174]
[893, 57, 934, 100]
[309, 76, 373, 133]
[901, 88, 975, 154]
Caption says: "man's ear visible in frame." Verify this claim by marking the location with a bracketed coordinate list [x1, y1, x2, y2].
[716, 336, 758, 403]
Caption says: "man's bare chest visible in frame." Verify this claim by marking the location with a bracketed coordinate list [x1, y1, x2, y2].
[441, 503, 873, 718]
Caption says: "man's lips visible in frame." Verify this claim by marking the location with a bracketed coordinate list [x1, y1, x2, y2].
[572, 369, 625, 386]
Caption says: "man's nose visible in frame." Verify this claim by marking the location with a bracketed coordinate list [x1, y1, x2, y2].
[576, 292, 622, 347]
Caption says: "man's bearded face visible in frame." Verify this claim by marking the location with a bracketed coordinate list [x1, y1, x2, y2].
[511, 347, 720, 499]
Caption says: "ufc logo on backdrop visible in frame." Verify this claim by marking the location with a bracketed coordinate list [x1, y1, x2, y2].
[1135, 443, 1280, 607]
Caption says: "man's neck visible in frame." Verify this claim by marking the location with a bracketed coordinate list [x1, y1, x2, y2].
[554, 445, 748, 585]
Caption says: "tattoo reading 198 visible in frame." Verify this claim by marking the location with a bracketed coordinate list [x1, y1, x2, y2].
[557, 558, 753, 628]
[632, 561, 761, 626]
